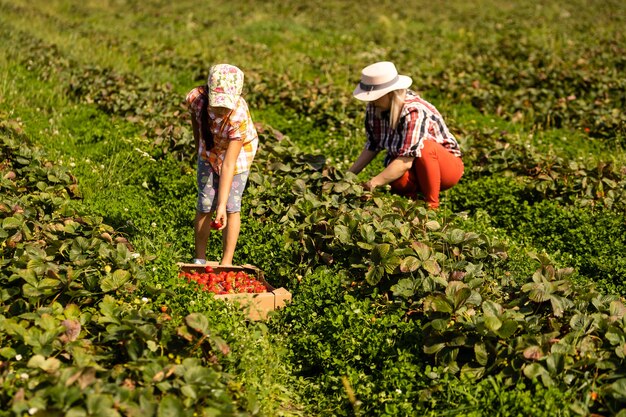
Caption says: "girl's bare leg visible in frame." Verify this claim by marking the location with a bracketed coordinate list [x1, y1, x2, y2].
[194, 211, 213, 260]
[221, 212, 241, 265]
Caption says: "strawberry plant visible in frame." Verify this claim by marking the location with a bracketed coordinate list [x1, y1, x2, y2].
[0, 128, 286, 415]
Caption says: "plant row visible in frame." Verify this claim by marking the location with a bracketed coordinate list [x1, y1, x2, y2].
[0, 122, 261, 415]
[238, 136, 626, 415]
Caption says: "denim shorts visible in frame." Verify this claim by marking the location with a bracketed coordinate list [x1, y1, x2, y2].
[196, 157, 249, 213]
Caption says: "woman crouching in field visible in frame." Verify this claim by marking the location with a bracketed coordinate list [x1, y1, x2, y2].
[348, 61, 463, 209]
[186, 64, 258, 265]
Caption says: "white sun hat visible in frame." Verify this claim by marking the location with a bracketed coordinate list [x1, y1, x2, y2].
[352, 61, 413, 102]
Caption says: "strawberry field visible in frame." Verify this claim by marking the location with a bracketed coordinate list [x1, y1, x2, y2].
[1, 0, 625, 416]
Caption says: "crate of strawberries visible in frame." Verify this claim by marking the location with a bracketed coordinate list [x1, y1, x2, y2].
[177, 262, 291, 320]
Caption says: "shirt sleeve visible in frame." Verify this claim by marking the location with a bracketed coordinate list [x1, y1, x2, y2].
[396, 108, 427, 158]
[186, 87, 206, 120]
[226, 101, 249, 141]
[228, 119, 246, 141]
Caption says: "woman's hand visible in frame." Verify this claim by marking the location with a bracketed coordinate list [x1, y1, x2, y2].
[361, 180, 375, 191]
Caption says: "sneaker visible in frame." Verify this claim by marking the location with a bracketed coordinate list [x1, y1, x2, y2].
[192, 258, 206, 265]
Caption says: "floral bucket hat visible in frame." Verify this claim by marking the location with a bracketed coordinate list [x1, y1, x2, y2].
[207, 64, 244, 110]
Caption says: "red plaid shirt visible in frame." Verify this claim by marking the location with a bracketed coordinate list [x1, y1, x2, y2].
[364, 91, 462, 166]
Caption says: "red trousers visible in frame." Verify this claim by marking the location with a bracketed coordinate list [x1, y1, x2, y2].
[390, 140, 464, 208]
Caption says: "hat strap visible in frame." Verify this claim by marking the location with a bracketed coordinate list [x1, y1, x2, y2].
[359, 75, 400, 92]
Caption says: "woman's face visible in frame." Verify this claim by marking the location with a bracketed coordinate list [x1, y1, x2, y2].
[372, 93, 391, 110]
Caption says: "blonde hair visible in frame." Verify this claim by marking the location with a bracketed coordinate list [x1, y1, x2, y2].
[389, 89, 407, 130]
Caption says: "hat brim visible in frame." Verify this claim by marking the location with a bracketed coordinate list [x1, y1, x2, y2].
[352, 75, 413, 102]
[209, 93, 239, 110]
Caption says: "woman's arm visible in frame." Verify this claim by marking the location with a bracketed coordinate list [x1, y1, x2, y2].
[365, 156, 414, 190]
[214, 139, 244, 227]
[348, 149, 379, 174]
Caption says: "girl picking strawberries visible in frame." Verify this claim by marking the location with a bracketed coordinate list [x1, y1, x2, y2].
[186, 64, 258, 265]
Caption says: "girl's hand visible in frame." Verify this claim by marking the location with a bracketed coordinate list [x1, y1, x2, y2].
[213, 208, 227, 230]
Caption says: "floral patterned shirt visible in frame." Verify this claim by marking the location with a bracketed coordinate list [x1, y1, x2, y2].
[364, 90, 462, 166]
[186, 86, 258, 175]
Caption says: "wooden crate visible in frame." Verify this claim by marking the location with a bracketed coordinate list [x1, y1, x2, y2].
[177, 262, 292, 321]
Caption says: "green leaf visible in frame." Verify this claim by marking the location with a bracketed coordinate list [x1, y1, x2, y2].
[423, 342, 446, 354]
[452, 287, 471, 309]
[356, 241, 374, 250]
[2, 216, 22, 229]
[66, 408, 88, 417]
[333, 181, 351, 193]
[610, 300, 626, 320]
[360, 223, 376, 243]
[64, 304, 82, 319]
[18, 268, 39, 286]
[425, 220, 440, 231]
[484, 315, 502, 333]
[448, 229, 466, 245]
[27, 354, 61, 372]
[446, 282, 471, 309]
[291, 179, 307, 195]
[423, 259, 441, 275]
[550, 295, 572, 317]
[412, 241, 431, 261]
[482, 300, 502, 317]
[460, 364, 485, 381]
[399, 256, 421, 273]
[465, 263, 484, 278]
[158, 395, 187, 417]
[334, 225, 352, 244]
[382, 256, 401, 274]
[427, 294, 453, 314]
[496, 320, 518, 339]
[301, 154, 326, 170]
[86, 394, 119, 417]
[185, 313, 210, 336]
[180, 384, 197, 399]
[365, 265, 385, 285]
[474, 343, 489, 366]
[371, 244, 391, 264]
[523, 363, 548, 379]
[98, 295, 121, 325]
[605, 327, 625, 345]
[100, 269, 131, 292]
[546, 353, 564, 374]
[523, 283, 552, 303]
[610, 379, 626, 400]
[391, 278, 417, 298]
[569, 313, 592, 331]
[0, 347, 17, 359]
[466, 290, 482, 306]
[616, 343, 626, 359]
[398, 223, 411, 239]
